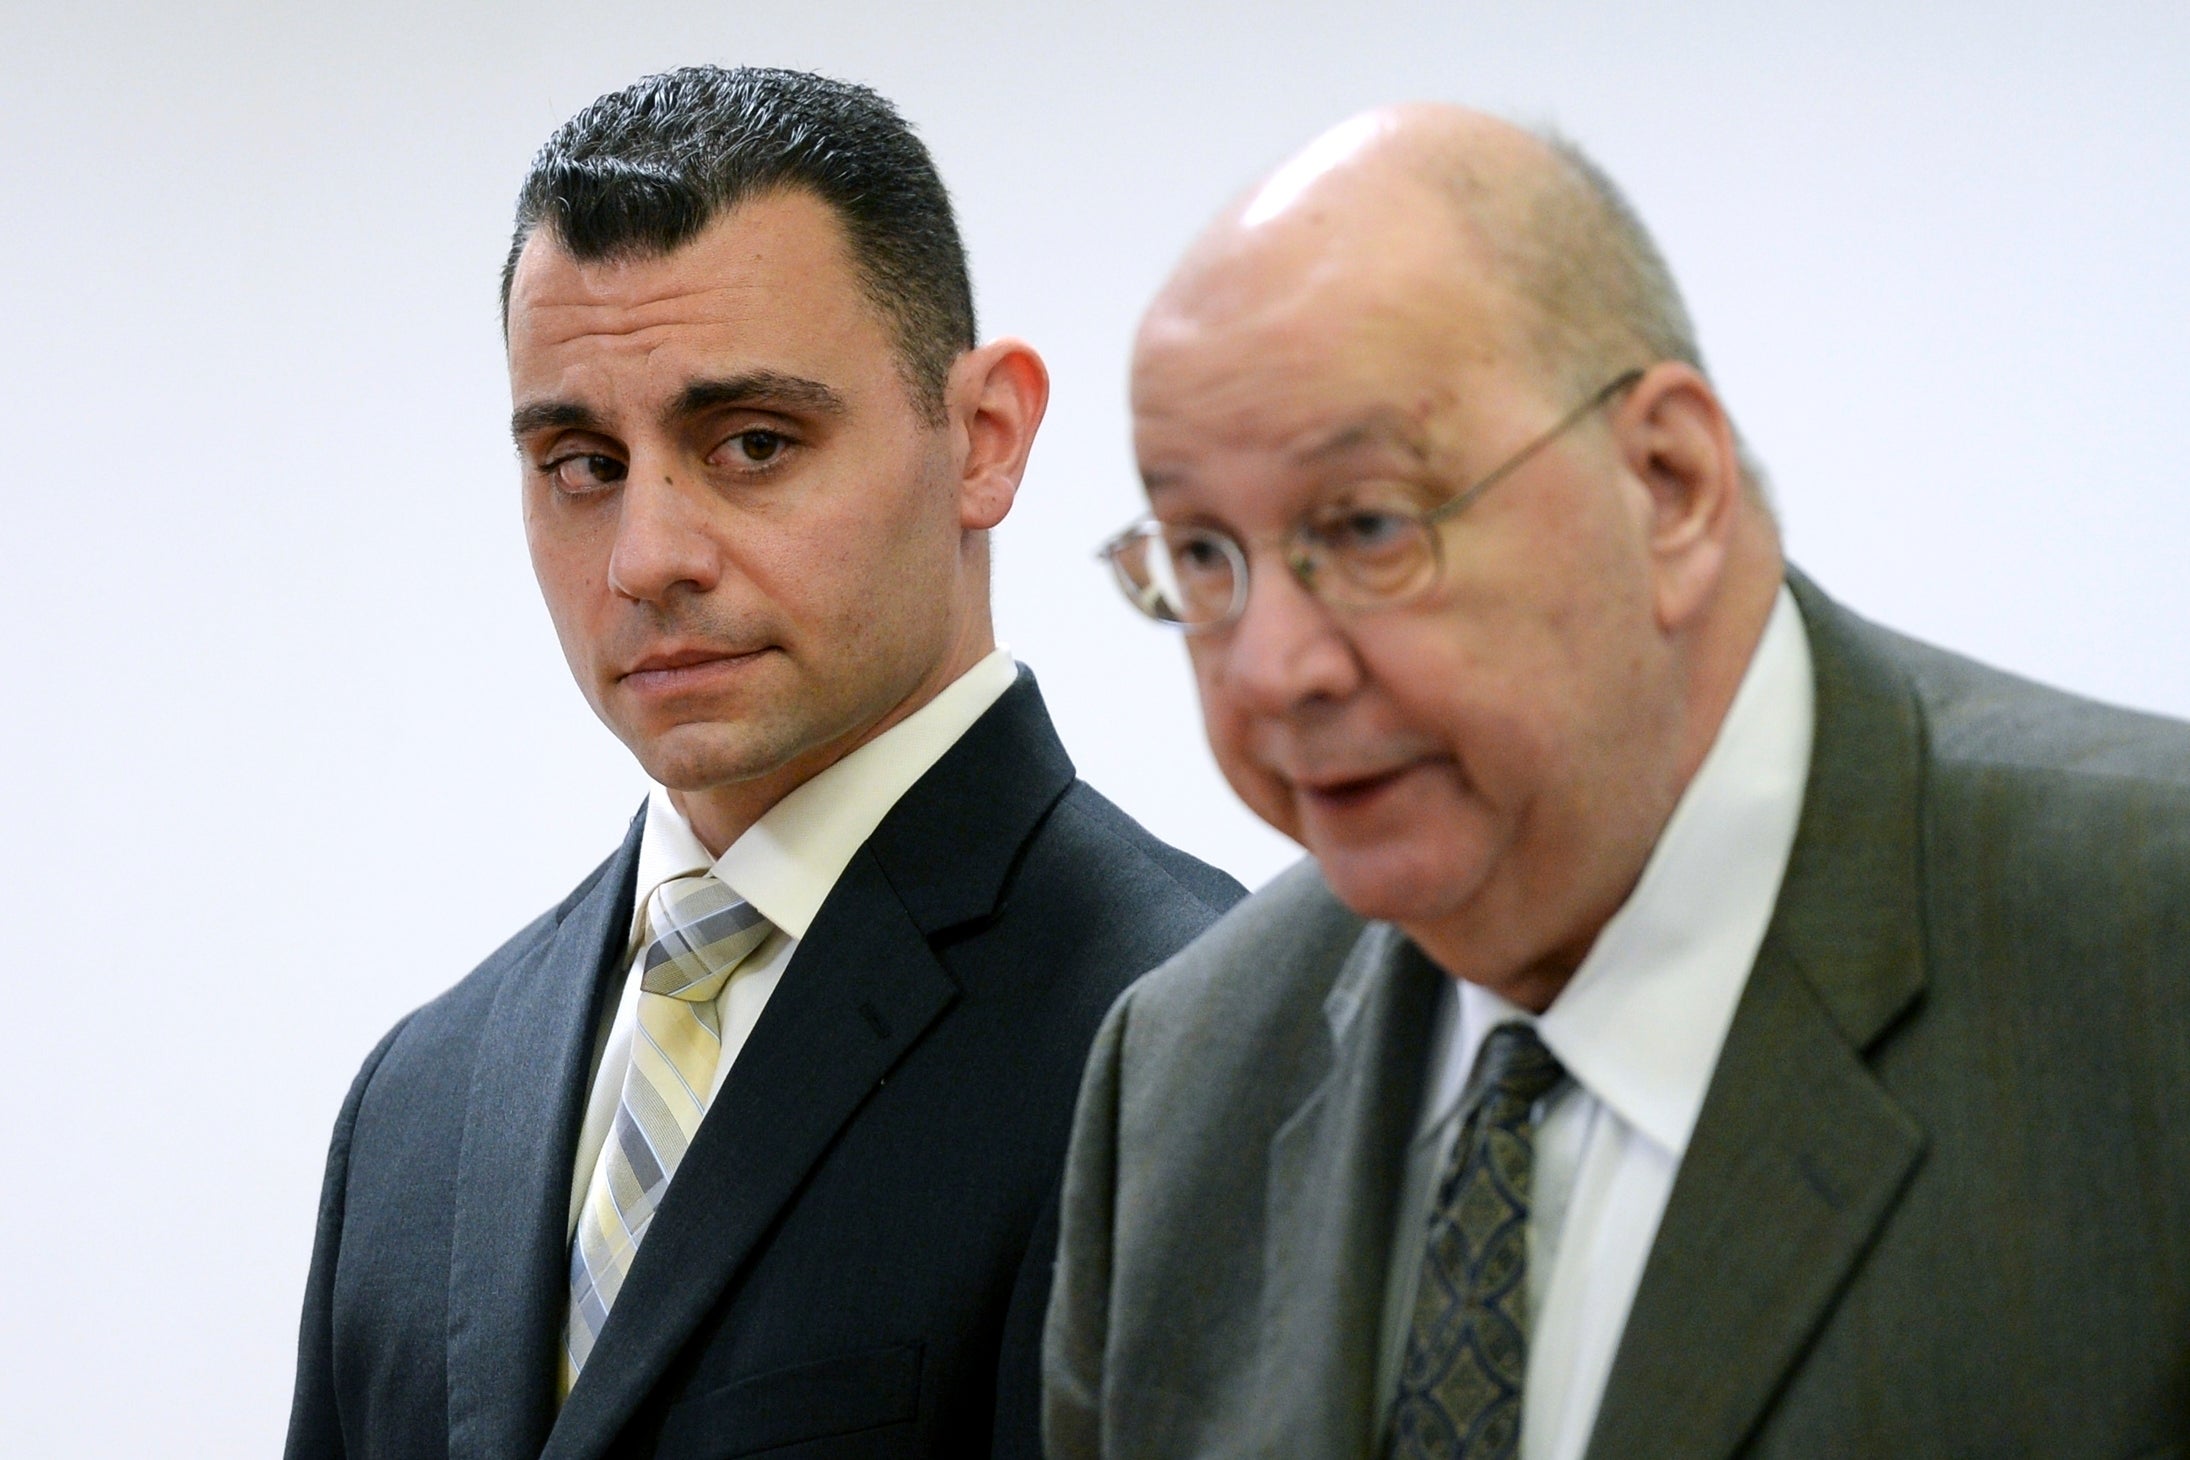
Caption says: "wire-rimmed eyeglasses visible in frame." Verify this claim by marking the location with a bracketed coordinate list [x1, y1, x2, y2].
[1096, 368, 1645, 632]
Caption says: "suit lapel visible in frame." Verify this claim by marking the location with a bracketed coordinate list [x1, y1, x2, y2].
[1256, 923, 1443, 1458]
[544, 854, 957, 1459]
[1583, 575, 1931, 1460]
[447, 817, 642, 1460]
[542, 672, 1077, 1459]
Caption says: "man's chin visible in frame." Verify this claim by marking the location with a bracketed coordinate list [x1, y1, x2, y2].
[624, 724, 792, 794]
[1307, 836, 1491, 934]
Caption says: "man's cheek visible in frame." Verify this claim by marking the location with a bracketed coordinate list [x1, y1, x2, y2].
[1222, 758, 1302, 842]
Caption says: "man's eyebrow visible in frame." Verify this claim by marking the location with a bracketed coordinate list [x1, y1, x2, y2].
[510, 400, 601, 441]
[1136, 415, 1431, 497]
[669, 371, 847, 423]
[1292, 414, 1432, 467]
[509, 373, 848, 444]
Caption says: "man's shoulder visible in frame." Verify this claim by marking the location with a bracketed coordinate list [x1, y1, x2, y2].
[947, 777, 1246, 1020]
[360, 838, 630, 1079]
[1108, 858, 1371, 1072]
[870, 671, 1243, 941]
[1849, 608, 2190, 794]
[1809, 585, 2190, 947]
[1038, 779, 1248, 921]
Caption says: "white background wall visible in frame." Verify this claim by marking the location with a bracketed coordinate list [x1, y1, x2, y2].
[3, 3, 2185, 1452]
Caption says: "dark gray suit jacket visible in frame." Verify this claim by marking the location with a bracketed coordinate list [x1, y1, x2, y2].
[1045, 576, 2190, 1458]
[285, 674, 1242, 1460]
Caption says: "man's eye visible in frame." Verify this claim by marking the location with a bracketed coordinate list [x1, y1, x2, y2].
[546, 454, 626, 493]
[1321, 508, 1415, 556]
[724, 429, 790, 465]
[1170, 532, 1233, 578]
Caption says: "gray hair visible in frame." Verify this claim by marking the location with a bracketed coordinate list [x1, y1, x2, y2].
[1455, 127, 1771, 501]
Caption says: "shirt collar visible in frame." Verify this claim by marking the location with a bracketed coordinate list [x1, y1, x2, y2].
[626, 647, 1019, 949]
[1441, 585, 1815, 1157]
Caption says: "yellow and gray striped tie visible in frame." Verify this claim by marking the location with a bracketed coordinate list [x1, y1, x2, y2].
[561, 873, 771, 1395]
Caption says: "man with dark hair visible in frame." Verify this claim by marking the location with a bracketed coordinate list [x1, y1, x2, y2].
[495, 66, 975, 423]
[1046, 104, 2190, 1457]
[285, 66, 1239, 1460]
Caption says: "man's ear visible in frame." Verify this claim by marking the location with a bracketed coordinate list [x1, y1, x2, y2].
[949, 338, 1050, 531]
[1613, 362, 1746, 630]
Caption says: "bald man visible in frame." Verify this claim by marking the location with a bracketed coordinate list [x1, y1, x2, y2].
[1043, 107, 2190, 1459]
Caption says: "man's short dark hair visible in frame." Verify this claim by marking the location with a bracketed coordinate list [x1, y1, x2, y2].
[502, 66, 977, 423]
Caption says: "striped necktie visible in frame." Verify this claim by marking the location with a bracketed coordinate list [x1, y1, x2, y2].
[561, 873, 771, 1394]
[1387, 1021, 1568, 1459]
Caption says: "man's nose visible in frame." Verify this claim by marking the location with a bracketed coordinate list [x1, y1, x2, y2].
[1209, 546, 1362, 712]
[606, 462, 722, 604]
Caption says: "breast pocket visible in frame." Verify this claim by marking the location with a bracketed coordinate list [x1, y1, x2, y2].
[655, 1341, 924, 1459]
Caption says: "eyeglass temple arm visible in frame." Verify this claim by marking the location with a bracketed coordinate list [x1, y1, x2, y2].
[1423, 367, 1646, 527]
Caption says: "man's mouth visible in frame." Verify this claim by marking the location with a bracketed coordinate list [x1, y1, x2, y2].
[618, 644, 770, 693]
[1295, 762, 1421, 808]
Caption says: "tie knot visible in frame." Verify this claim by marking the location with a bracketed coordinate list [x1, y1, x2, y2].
[1475, 1021, 1566, 1110]
[639, 874, 771, 1003]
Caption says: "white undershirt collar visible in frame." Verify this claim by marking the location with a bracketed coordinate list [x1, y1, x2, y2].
[625, 647, 1019, 946]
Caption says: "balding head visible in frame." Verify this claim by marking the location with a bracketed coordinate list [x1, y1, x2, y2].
[1123, 105, 1783, 1008]
[1147, 103, 1704, 420]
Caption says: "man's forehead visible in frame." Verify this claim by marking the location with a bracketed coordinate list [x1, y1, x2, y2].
[1133, 292, 1493, 461]
[1130, 209, 1543, 494]
[505, 191, 899, 422]
[506, 191, 866, 345]
[510, 239, 752, 320]
[1136, 397, 1450, 506]
[1135, 346, 1445, 451]
[1138, 240, 1512, 394]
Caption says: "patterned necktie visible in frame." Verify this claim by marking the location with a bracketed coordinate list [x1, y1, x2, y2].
[561, 873, 772, 1394]
[1387, 1021, 1568, 1460]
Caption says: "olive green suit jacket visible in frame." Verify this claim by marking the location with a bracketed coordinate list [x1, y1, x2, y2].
[1045, 574, 2190, 1459]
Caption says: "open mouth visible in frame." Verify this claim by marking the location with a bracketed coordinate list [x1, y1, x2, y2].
[1299, 763, 1417, 809]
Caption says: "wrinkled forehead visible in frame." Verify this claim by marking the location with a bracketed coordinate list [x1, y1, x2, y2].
[1130, 241, 1541, 502]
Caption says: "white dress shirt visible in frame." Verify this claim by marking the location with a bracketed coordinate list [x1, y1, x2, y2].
[1375, 587, 1815, 1460]
[564, 648, 1019, 1235]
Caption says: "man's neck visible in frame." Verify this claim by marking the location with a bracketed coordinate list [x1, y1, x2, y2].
[671, 632, 999, 857]
[1417, 558, 1790, 1016]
